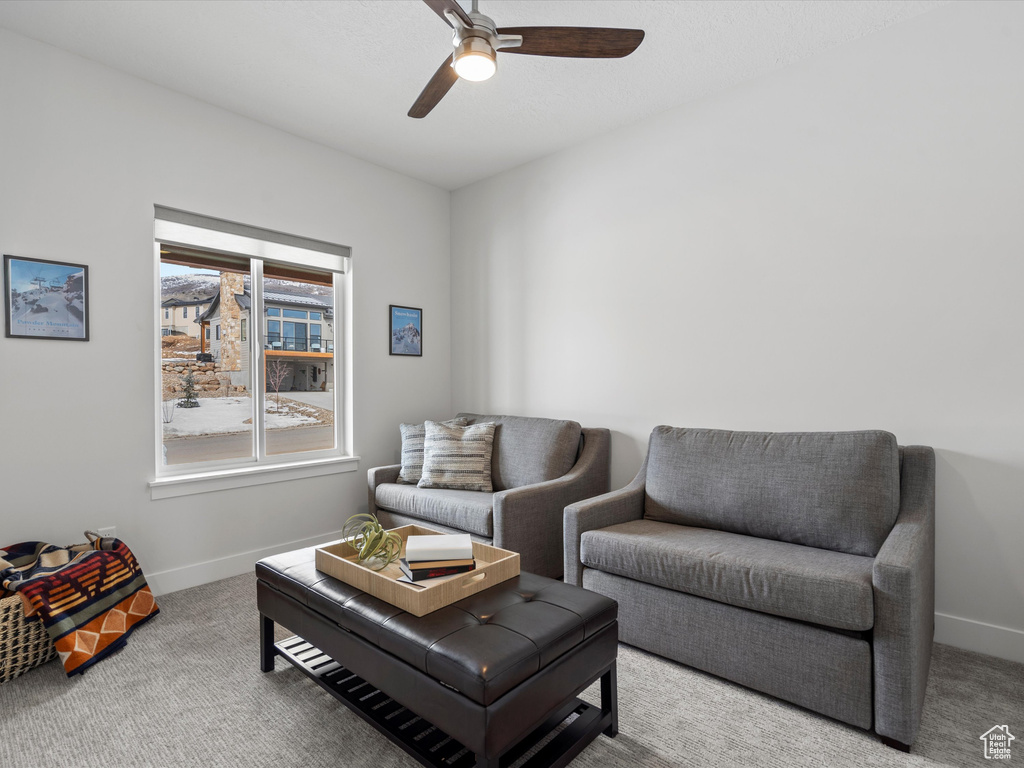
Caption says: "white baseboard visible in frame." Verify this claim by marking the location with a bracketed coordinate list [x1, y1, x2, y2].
[145, 530, 343, 596]
[935, 612, 1024, 664]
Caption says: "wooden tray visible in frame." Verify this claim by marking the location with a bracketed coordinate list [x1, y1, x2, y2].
[315, 525, 520, 617]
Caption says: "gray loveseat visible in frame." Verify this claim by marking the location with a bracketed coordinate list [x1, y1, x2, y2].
[565, 426, 935, 750]
[369, 413, 610, 578]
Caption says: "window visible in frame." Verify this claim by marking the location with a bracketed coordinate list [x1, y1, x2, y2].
[154, 205, 352, 494]
[282, 321, 305, 351]
[182, 306, 188, 319]
[164, 308, 169, 319]
[310, 311, 322, 321]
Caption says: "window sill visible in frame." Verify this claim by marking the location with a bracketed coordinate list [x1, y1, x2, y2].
[149, 455, 360, 500]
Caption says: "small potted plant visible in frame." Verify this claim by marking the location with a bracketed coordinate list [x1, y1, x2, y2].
[341, 513, 402, 571]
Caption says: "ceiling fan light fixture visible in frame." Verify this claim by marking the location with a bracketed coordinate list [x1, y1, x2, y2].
[409, 0, 644, 118]
[452, 37, 496, 82]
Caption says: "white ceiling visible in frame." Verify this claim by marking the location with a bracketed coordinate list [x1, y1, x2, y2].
[0, 0, 948, 190]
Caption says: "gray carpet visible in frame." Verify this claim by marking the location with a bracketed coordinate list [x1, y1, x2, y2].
[1, 572, 1020, 767]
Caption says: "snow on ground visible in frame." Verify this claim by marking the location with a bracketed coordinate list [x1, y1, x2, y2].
[162, 396, 322, 437]
[273, 390, 334, 411]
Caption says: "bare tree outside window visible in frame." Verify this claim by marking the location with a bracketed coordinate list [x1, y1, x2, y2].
[266, 359, 290, 411]
[161, 397, 176, 423]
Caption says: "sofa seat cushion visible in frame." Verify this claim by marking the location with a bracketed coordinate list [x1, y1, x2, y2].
[459, 414, 581, 491]
[375, 483, 493, 537]
[580, 519, 874, 631]
[643, 427, 899, 557]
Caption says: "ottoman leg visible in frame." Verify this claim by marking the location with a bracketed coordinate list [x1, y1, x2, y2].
[260, 614, 276, 672]
[601, 662, 618, 738]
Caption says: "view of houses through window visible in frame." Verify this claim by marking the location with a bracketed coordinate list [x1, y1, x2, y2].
[159, 246, 336, 466]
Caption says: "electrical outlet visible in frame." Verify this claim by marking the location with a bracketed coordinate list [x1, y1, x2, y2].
[96, 526, 117, 539]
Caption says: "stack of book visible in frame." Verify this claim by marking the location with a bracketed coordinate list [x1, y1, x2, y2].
[399, 533, 475, 582]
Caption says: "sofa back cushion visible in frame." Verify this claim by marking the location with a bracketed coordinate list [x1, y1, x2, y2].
[643, 427, 900, 557]
[458, 413, 582, 491]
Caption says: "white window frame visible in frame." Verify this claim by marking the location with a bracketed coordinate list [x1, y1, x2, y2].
[150, 207, 356, 499]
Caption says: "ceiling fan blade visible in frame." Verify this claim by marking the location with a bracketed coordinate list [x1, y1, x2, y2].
[497, 27, 644, 58]
[409, 54, 459, 119]
[423, 0, 473, 29]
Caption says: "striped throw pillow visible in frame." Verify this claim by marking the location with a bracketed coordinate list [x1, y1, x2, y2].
[418, 420, 496, 492]
[397, 417, 469, 484]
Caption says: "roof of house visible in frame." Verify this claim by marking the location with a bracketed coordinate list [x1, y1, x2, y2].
[264, 290, 330, 309]
[195, 290, 331, 323]
[161, 296, 215, 307]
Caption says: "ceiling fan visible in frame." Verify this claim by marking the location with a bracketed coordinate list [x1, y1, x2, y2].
[409, 0, 645, 118]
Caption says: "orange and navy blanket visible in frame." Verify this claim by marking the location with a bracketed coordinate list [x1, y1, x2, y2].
[0, 535, 159, 677]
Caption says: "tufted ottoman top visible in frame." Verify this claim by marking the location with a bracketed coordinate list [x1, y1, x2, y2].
[257, 547, 617, 706]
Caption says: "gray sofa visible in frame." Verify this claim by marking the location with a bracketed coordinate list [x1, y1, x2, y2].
[369, 413, 610, 578]
[565, 426, 935, 750]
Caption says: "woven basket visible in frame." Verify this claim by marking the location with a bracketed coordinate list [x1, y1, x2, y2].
[0, 590, 57, 683]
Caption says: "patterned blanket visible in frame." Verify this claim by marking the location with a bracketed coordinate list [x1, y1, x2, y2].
[0, 533, 159, 676]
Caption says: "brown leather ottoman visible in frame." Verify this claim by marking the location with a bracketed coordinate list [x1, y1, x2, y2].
[256, 547, 618, 768]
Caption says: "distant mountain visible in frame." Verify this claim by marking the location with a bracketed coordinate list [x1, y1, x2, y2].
[160, 274, 220, 303]
[160, 274, 331, 303]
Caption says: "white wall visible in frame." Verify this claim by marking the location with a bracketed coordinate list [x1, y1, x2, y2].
[451, 1, 1024, 662]
[0, 29, 452, 592]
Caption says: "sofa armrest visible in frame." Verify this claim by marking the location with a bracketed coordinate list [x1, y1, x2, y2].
[562, 454, 648, 587]
[492, 428, 611, 579]
[367, 464, 402, 517]
[872, 445, 935, 747]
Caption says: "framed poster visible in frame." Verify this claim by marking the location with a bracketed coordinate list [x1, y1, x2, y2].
[4, 255, 90, 341]
[389, 304, 422, 356]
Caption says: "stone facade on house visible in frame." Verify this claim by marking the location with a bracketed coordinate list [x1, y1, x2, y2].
[218, 272, 244, 372]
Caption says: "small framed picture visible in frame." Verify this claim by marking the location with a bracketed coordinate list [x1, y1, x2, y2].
[4, 255, 90, 341]
[389, 305, 422, 356]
